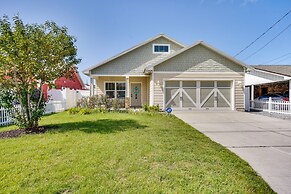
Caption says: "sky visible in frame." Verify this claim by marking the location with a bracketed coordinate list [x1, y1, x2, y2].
[1, 0, 291, 83]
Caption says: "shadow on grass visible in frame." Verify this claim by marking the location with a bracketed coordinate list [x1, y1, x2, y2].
[46, 119, 148, 134]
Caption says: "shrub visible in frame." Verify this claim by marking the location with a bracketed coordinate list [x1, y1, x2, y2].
[78, 108, 92, 115]
[143, 104, 160, 112]
[67, 107, 81, 114]
[76, 95, 125, 112]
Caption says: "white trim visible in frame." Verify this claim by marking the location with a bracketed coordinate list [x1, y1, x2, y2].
[150, 74, 154, 106]
[154, 71, 245, 75]
[231, 80, 235, 111]
[162, 77, 237, 81]
[130, 82, 143, 107]
[152, 44, 171, 54]
[251, 85, 255, 101]
[90, 74, 150, 77]
[125, 76, 130, 98]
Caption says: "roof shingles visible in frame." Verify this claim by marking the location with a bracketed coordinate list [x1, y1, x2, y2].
[253, 65, 291, 77]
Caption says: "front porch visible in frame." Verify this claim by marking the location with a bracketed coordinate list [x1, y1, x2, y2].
[89, 75, 149, 108]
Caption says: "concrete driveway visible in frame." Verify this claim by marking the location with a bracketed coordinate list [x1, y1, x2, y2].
[174, 111, 291, 194]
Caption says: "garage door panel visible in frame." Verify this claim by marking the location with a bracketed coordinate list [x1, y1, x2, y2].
[165, 81, 179, 87]
[218, 88, 231, 102]
[165, 81, 232, 109]
[182, 90, 196, 107]
[182, 95, 195, 107]
[182, 81, 196, 87]
[202, 93, 215, 108]
[217, 93, 230, 107]
[168, 93, 180, 108]
[184, 88, 196, 102]
[165, 88, 179, 103]
[200, 88, 214, 103]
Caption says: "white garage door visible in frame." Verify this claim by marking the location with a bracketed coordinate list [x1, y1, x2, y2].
[165, 81, 232, 109]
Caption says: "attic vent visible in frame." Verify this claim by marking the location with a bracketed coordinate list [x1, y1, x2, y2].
[153, 44, 170, 54]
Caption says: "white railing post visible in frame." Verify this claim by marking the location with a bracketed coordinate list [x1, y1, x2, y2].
[268, 97, 272, 113]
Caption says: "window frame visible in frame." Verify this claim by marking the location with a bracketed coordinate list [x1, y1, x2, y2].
[105, 82, 126, 99]
[152, 44, 170, 54]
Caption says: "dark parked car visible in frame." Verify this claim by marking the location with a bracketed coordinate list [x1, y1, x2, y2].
[256, 93, 285, 101]
[283, 91, 289, 101]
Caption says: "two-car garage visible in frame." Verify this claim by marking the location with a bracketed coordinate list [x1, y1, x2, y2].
[164, 80, 232, 110]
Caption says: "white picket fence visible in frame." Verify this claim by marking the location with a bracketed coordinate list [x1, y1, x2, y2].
[0, 107, 13, 126]
[251, 98, 291, 115]
[0, 100, 67, 126]
[45, 100, 66, 114]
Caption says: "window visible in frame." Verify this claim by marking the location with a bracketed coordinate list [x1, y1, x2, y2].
[153, 44, 170, 54]
[105, 82, 126, 99]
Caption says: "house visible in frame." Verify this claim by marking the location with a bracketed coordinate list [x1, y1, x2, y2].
[83, 34, 250, 111]
[43, 70, 87, 101]
[55, 70, 86, 90]
[245, 65, 291, 100]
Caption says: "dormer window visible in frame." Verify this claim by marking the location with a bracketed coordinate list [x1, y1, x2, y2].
[153, 44, 170, 54]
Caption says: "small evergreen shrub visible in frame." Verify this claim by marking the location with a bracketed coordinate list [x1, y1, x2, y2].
[142, 104, 160, 112]
[78, 108, 92, 115]
[67, 107, 81, 114]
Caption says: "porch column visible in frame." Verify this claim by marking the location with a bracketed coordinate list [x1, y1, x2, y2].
[125, 76, 130, 108]
[289, 80, 291, 102]
[251, 85, 255, 101]
[90, 78, 95, 96]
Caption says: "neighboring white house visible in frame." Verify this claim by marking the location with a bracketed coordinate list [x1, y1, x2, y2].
[83, 34, 250, 111]
[245, 65, 291, 100]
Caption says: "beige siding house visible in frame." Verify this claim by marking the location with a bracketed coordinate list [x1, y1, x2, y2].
[83, 34, 249, 111]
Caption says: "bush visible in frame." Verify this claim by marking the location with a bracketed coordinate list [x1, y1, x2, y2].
[143, 104, 160, 112]
[78, 108, 92, 115]
[74, 95, 125, 114]
[67, 107, 81, 114]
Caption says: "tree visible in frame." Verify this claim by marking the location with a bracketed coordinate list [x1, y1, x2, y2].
[0, 15, 81, 131]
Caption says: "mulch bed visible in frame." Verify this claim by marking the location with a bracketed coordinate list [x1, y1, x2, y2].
[0, 126, 49, 139]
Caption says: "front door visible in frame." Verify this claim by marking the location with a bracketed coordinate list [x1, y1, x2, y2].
[131, 83, 142, 107]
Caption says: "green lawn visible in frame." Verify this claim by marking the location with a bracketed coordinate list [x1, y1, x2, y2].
[0, 112, 274, 193]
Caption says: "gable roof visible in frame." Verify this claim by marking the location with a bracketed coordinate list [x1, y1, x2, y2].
[83, 34, 185, 75]
[253, 65, 291, 77]
[145, 41, 251, 71]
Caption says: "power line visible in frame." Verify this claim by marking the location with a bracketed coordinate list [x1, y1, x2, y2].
[275, 55, 291, 64]
[243, 23, 291, 61]
[263, 52, 291, 64]
[234, 10, 291, 57]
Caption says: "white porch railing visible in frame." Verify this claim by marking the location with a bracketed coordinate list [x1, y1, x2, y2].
[0, 100, 67, 126]
[251, 97, 291, 115]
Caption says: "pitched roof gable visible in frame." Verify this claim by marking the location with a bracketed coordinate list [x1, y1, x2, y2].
[145, 41, 250, 71]
[83, 34, 185, 75]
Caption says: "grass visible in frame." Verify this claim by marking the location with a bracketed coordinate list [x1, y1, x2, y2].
[0, 111, 274, 193]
